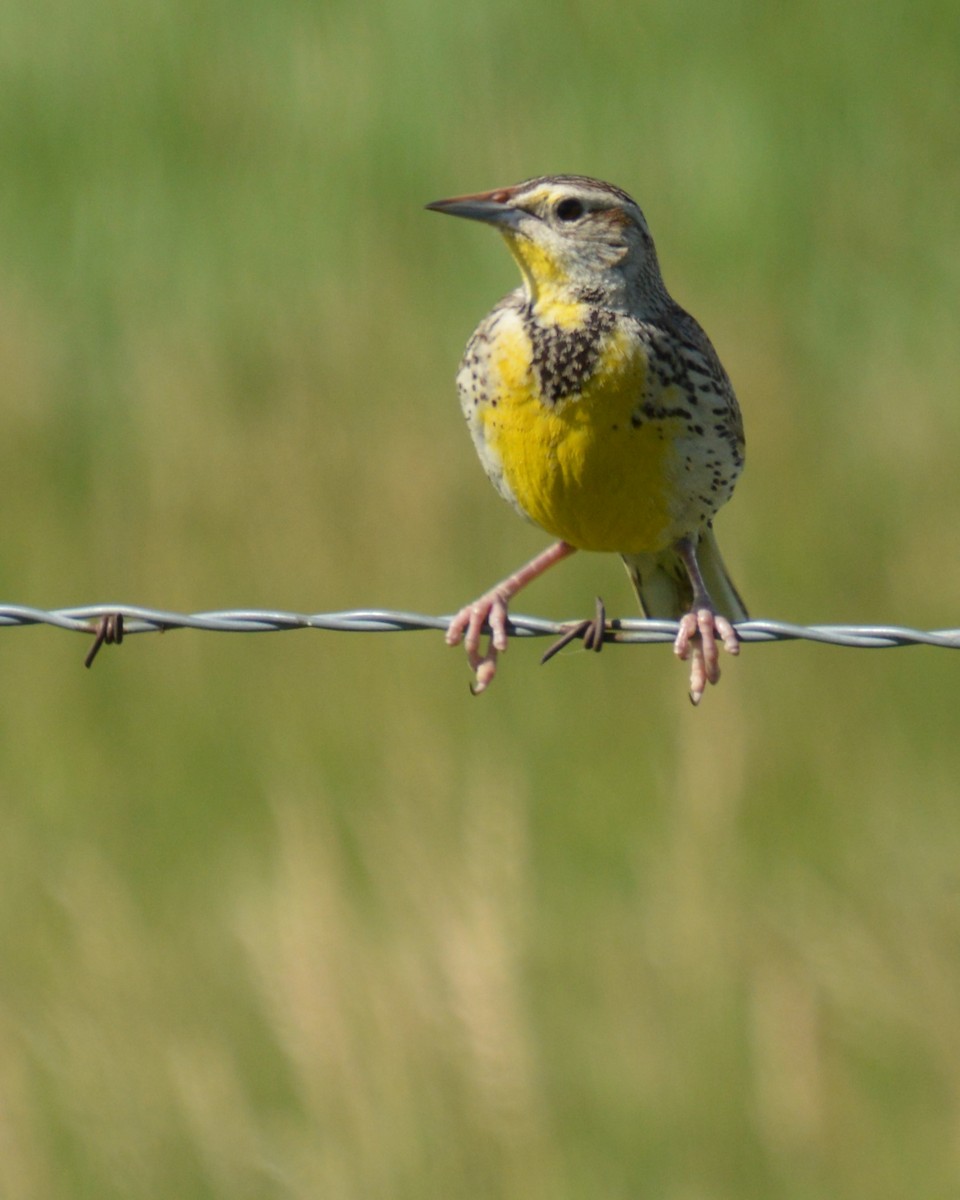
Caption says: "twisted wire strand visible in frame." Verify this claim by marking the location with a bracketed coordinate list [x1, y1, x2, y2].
[2, 603, 959, 651]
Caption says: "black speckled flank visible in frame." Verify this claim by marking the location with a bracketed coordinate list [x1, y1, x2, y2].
[523, 304, 616, 404]
[628, 304, 746, 476]
[458, 302, 511, 410]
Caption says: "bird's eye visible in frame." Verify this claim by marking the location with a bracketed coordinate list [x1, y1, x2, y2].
[555, 197, 584, 222]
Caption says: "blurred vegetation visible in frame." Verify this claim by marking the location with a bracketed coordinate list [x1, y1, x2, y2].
[1, 0, 960, 1196]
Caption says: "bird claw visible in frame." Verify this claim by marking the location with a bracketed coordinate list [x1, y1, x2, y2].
[468, 652, 499, 695]
[447, 589, 512, 695]
[674, 607, 739, 705]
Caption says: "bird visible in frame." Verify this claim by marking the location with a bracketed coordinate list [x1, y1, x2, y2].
[426, 175, 746, 704]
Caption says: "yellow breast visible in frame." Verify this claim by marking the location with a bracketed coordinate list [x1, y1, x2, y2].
[475, 316, 682, 554]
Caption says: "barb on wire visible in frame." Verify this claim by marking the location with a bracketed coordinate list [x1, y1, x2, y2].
[1, 603, 959, 669]
[84, 612, 125, 668]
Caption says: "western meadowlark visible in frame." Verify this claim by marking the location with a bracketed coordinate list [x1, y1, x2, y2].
[427, 175, 746, 703]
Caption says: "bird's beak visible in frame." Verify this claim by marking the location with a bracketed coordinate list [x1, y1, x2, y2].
[425, 186, 524, 229]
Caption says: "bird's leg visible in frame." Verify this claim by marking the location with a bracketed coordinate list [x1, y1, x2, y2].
[447, 540, 577, 694]
[672, 536, 740, 705]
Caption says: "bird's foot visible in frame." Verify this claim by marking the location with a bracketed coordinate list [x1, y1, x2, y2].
[445, 541, 579, 694]
[674, 607, 740, 705]
[541, 596, 607, 666]
[446, 588, 513, 695]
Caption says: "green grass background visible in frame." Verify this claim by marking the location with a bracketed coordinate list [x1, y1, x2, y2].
[2, 1, 960, 1196]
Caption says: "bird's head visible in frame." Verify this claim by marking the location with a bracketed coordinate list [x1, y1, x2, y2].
[427, 175, 668, 312]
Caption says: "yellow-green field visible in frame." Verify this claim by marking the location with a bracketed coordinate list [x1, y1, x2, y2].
[2, 2, 960, 1196]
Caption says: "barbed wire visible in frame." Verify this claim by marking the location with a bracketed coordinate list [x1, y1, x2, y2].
[1, 603, 958, 667]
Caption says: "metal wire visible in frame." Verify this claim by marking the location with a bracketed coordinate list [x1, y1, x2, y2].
[3, 603, 960, 659]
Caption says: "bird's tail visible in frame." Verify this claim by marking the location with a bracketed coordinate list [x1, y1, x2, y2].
[622, 526, 748, 621]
